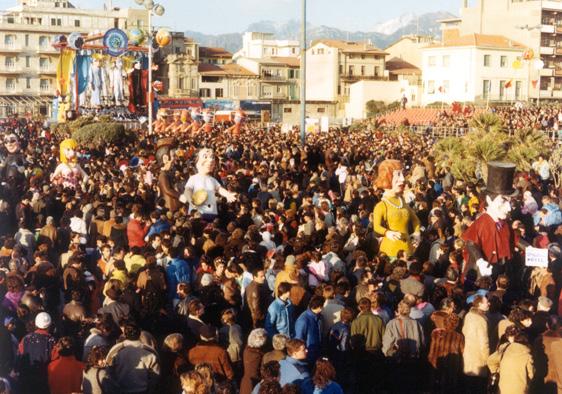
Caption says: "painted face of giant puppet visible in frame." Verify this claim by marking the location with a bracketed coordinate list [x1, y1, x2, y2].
[196, 149, 215, 175]
[4, 134, 19, 154]
[486, 194, 512, 221]
[391, 169, 405, 195]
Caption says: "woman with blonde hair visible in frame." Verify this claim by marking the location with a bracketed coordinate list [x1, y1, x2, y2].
[180, 370, 210, 394]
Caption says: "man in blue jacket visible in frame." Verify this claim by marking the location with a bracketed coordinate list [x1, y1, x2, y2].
[294, 295, 324, 363]
[165, 246, 193, 301]
[279, 338, 310, 386]
[265, 282, 294, 337]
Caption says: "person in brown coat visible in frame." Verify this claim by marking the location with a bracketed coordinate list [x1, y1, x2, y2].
[188, 325, 234, 382]
[532, 316, 562, 394]
[243, 268, 272, 329]
[428, 312, 464, 393]
[240, 328, 267, 394]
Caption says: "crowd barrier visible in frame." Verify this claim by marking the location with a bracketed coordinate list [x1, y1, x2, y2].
[379, 125, 562, 142]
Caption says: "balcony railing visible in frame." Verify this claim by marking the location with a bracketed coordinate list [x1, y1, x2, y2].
[261, 74, 286, 82]
[339, 74, 386, 81]
[0, 44, 21, 52]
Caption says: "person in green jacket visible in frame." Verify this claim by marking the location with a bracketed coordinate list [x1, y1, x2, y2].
[350, 298, 385, 353]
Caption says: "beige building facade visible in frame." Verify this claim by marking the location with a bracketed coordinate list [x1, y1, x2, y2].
[0, 0, 147, 115]
[385, 34, 437, 69]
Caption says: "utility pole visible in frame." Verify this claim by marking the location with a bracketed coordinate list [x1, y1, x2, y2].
[300, 0, 306, 145]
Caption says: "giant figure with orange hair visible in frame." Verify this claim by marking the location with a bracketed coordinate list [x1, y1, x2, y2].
[373, 159, 420, 258]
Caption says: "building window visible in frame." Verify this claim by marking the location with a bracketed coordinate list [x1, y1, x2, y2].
[317, 107, 325, 113]
[4, 35, 15, 46]
[428, 56, 436, 66]
[39, 36, 49, 47]
[348, 65, 354, 75]
[215, 88, 223, 98]
[500, 56, 507, 67]
[191, 79, 196, 89]
[515, 81, 522, 99]
[26, 56, 30, 67]
[5, 57, 15, 68]
[26, 77, 31, 89]
[483, 80, 491, 98]
[374, 66, 380, 76]
[292, 48, 296, 54]
[427, 80, 435, 94]
[284, 107, 292, 113]
[6, 78, 15, 90]
[25, 34, 29, 47]
[39, 58, 48, 70]
[40, 79, 49, 91]
[442, 55, 450, 67]
[361, 65, 365, 76]
[199, 88, 211, 98]
[339, 65, 343, 75]
[7, 17, 14, 24]
[484, 55, 491, 67]
[74, 19, 80, 27]
[318, 48, 324, 55]
[499, 80, 506, 99]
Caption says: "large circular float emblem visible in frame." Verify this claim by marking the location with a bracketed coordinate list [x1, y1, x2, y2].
[104, 28, 128, 57]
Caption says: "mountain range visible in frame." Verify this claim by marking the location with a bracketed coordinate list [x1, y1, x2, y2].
[185, 11, 455, 53]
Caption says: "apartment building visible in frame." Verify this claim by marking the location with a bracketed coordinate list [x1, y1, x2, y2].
[305, 39, 388, 118]
[454, 0, 562, 100]
[385, 34, 437, 69]
[199, 46, 232, 65]
[421, 34, 527, 105]
[198, 63, 259, 101]
[233, 32, 299, 60]
[0, 0, 147, 115]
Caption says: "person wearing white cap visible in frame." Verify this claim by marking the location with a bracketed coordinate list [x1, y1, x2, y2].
[16, 312, 56, 393]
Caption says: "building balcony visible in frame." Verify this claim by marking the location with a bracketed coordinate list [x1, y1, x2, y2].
[262, 74, 287, 81]
[543, 1, 562, 12]
[0, 66, 23, 73]
[39, 66, 56, 75]
[0, 45, 22, 52]
[541, 46, 556, 55]
[339, 74, 386, 82]
[542, 24, 556, 34]
[555, 68, 562, 77]
[260, 91, 288, 100]
[37, 46, 59, 54]
[540, 68, 555, 77]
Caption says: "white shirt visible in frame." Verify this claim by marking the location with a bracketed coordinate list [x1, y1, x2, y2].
[335, 166, 348, 183]
[183, 174, 221, 215]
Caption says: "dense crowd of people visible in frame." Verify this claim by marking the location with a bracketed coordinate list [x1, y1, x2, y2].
[0, 108, 561, 394]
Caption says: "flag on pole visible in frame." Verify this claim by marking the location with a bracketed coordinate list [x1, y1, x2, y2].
[505, 80, 513, 89]
[532, 80, 538, 89]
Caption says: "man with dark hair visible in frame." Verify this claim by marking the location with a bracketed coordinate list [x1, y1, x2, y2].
[98, 286, 130, 325]
[294, 295, 325, 363]
[265, 282, 294, 337]
[351, 298, 385, 353]
[48, 337, 85, 394]
[187, 324, 234, 382]
[106, 320, 160, 393]
[279, 339, 310, 386]
[243, 267, 272, 330]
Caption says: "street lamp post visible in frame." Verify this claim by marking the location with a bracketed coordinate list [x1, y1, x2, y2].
[300, 0, 306, 146]
[134, 0, 165, 135]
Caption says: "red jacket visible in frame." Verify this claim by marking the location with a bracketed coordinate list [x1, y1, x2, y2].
[462, 213, 513, 276]
[48, 356, 85, 394]
[127, 218, 148, 249]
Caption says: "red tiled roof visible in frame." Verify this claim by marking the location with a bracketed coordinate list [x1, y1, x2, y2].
[386, 57, 421, 75]
[199, 46, 232, 58]
[198, 63, 257, 77]
[312, 39, 387, 55]
[426, 34, 525, 50]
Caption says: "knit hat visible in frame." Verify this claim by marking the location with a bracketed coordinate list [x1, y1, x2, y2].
[35, 312, 52, 329]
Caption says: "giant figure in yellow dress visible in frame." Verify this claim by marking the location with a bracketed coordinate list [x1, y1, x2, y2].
[373, 159, 421, 258]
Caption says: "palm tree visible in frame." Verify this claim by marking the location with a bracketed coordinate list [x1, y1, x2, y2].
[469, 112, 505, 134]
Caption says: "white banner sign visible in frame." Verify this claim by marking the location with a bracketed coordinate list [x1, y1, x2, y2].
[525, 246, 548, 268]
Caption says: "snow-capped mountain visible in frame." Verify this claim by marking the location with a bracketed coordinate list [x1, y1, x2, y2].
[372, 12, 417, 35]
[185, 11, 455, 53]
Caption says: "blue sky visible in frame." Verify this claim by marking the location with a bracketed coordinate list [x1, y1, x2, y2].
[0, 0, 460, 34]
